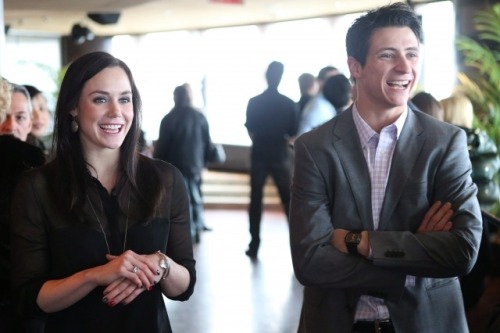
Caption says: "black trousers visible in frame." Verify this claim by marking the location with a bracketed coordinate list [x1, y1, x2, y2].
[183, 174, 205, 241]
[248, 160, 291, 252]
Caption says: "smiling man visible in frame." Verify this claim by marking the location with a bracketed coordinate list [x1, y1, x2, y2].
[289, 3, 482, 333]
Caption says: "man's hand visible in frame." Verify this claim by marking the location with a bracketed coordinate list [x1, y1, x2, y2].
[418, 201, 453, 232]
[331, 229, 349, 254]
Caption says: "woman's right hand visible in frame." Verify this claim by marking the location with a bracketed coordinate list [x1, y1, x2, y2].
[96, 250, 158, 289]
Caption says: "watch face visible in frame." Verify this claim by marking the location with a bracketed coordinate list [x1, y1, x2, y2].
[346, 232, 361, 243]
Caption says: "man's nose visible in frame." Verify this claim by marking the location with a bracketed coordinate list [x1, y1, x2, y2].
[395, 56, 412, 73]
[0, 116, 15, 134]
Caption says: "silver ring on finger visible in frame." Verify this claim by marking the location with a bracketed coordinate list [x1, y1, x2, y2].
[132, 265, 140, 274]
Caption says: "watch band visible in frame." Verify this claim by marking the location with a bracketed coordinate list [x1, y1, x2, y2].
[156, 251, 171, 280]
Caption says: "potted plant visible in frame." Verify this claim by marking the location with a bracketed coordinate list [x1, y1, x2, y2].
[456, 4, 500, 216]
[456, 4, 500, 148]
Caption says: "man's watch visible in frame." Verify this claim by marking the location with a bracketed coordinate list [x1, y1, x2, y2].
[156, 251, 171, 280]
[344, 231, 362, 255]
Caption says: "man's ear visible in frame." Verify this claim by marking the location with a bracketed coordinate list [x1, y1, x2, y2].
[347, 56, 362, 80]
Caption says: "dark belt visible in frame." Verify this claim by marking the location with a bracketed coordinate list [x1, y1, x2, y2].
[352, 319, 394, 333]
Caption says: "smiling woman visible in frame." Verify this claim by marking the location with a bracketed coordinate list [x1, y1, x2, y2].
[10, 51, 196, 333]
[69, 66, 134, 154]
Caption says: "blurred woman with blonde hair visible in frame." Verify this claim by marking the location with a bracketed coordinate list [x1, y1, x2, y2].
[441, 93, 474, 128]
[0, 77, 12, 123]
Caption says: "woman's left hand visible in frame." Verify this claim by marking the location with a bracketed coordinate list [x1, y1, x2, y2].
[102, 252, 162, 306]
[102, 278, 148, 306]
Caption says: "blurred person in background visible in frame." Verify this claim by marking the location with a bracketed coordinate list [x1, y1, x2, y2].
[0, 78, 45, 332]
[441, 93, 474, 128]
[296, 72, 318, 118]
[154, 84, 213, 244]
[244, 61, 298, 258]
[0, 84, 33, 141]
[322, 73, 353, 114]
[297, 65, 339, 136]
[24, 84, 53, 156]
[411, 91, 444, 121]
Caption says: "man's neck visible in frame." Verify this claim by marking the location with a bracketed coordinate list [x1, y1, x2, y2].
[355, 100, 406, 133]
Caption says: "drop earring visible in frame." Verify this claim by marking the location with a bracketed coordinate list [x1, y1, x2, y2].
[71, 117, 79, 133]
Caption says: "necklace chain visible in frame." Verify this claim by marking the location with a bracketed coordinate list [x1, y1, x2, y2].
[86, 193, 129, 254]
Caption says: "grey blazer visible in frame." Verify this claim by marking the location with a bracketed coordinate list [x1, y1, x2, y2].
[289, 106, 482, 333]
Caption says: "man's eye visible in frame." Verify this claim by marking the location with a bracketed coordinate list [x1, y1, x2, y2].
[408, 52, 419, 59]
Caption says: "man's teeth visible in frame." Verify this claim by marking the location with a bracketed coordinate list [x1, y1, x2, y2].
[387, 80, 409, 88]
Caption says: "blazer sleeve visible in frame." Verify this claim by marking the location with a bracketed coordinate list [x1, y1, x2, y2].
[369, 127, 483, 277]
[289, 134, 406, 301]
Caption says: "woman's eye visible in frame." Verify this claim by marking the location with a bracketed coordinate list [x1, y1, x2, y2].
[119, 97, 131, 104]
[93, 97, 107, 104]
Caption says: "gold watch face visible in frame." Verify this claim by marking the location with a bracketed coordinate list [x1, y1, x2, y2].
[346, 232, 361, 243]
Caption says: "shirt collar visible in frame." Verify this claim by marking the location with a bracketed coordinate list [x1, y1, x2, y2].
[352, 104, 408, 148]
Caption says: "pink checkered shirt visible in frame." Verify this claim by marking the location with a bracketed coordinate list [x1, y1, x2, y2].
[351, 105, 414, 321]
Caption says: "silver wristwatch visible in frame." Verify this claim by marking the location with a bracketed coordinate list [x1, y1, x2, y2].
[156, 251, 171, 280]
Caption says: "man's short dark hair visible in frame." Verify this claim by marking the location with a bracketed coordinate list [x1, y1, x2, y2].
[346, 2, 423, 66]
[173, 85, 191, 107]
[266, 61, 284, 88]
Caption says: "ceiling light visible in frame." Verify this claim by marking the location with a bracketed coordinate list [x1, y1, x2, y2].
[87, 13, 121, 25]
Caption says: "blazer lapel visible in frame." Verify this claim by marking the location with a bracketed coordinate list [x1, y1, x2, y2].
[332, 109, 374, 230]
[380, 109, 426, 230]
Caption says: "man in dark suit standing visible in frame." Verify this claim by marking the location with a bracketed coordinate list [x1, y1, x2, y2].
[289, 3, 482, 333]
[245, 61, 298, 258]
[154, 84, 212, 244]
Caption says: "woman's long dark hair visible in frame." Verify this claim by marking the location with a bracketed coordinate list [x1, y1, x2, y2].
[53, 51, 160, 216]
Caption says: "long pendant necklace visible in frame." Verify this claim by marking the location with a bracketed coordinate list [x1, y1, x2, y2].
[87, 193, 130, 254]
